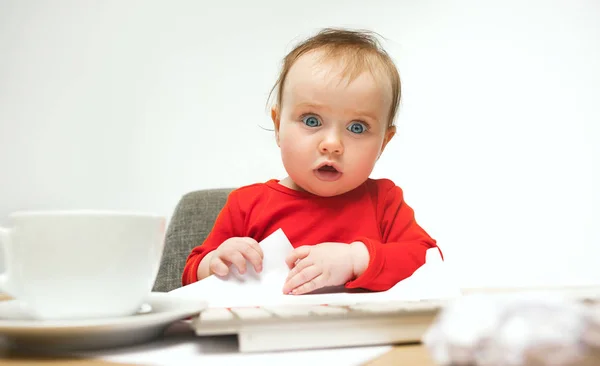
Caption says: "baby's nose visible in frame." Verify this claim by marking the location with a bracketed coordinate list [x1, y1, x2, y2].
[319, 136, 344, 154]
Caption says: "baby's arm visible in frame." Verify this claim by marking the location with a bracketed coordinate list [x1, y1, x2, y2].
[345, 182, 440, 291]
[181, 191, 245, 285]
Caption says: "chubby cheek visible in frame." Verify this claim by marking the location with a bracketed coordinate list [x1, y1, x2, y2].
[278, 131, 313, 170]
[346, 143, 381, 176]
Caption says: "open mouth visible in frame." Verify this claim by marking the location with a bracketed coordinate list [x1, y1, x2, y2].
[314, 164, 342, 181]
[318, 165, 338, 173]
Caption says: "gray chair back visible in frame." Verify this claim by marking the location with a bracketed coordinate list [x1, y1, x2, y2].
[152, 188, 234, 292]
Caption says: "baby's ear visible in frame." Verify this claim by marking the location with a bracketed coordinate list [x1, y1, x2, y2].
[379, 125, 396, 157]
[271, 106, 281, 146]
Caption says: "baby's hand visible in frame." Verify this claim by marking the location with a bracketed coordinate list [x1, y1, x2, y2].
[209, 237, 264, 277]
[282, 242, 362, 295]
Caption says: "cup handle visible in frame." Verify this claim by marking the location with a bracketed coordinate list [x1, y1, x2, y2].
[0, 227, 11, 294]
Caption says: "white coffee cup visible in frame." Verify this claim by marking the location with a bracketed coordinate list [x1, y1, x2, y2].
[0, 210, 166, 320]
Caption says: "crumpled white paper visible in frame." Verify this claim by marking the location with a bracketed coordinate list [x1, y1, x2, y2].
[422, 293, 600, 366]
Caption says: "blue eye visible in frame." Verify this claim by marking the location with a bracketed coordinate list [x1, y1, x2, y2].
[302, 115, 321, 127]
[348, 122, 367, 134]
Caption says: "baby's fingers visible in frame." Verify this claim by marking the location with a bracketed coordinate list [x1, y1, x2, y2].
[225, 251, 247, 274]
[285, 246, 311, 269]
[291, 274, 325, 295]
[283, 265, 321, 294]
[285, 258, 311, 282]
[241, 243, 263, 273]
[209, 257, 229, 277]
[242, 238, 264, 260]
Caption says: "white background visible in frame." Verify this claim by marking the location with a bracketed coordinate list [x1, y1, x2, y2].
[1, 0, 599, 289]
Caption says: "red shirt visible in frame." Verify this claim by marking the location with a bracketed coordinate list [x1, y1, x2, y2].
[182, 178, 441, 291]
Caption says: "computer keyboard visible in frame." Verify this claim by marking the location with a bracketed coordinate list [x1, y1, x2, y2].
[189, 286, 600, 353]
[191, 300, 446, 352]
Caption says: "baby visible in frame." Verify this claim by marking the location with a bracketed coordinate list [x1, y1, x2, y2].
[182, 28, 441, 295]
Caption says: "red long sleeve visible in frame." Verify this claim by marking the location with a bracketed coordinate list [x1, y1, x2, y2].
[345, 184, 440, 291]
[181, 191, 244, 285]
[181, 179, 440, 291]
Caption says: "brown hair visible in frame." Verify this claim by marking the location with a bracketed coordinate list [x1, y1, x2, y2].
[268, 28, 401, 128]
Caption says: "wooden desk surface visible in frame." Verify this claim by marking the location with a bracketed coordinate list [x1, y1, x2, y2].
[0, 294, 435, 366]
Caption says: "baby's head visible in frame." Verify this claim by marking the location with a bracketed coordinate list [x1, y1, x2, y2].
[270, 28, 401, 197]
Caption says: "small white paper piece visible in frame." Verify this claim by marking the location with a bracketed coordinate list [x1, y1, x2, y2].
[170, 229, 460, 308]
[170, 229, 295, 307]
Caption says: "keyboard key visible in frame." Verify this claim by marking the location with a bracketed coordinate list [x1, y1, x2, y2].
[230, 307, 272, 320]
[350, 301, 441, 314]
[262, 306, 312, 318]
[350, 303, 414, 313]
[262, 305, 350, 318]
[309, 306, 349, 316]
[199, 308, 234, 322]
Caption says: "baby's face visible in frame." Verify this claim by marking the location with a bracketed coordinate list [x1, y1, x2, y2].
[273, 50, 395, 197]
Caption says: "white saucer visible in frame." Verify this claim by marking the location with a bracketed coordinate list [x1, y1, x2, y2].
[0, 292, 207, 351]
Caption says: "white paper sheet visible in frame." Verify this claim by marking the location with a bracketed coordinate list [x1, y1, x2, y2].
[170, 229, 461, 308]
